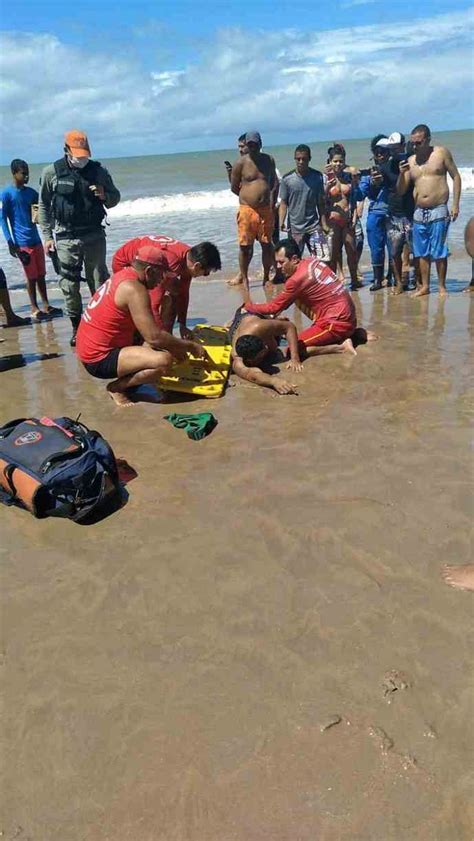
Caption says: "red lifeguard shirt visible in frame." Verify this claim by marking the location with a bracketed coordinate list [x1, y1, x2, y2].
[112, 234, 191, 327]
[245, 257, 356, 326]
[76, 267, 140, 364]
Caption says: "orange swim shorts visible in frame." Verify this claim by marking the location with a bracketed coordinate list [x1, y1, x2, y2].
[237, 205, 274, 247]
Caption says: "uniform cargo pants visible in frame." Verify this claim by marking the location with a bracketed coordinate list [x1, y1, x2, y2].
[56, 231, 109, 320]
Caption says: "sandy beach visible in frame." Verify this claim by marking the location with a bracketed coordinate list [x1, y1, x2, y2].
[1, 260, 473, 840]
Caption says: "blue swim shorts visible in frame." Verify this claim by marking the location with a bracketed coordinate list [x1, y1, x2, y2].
[412, 205, 450, 260]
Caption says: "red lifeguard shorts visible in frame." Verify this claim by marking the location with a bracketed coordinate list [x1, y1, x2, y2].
[298, 318, 354, 349]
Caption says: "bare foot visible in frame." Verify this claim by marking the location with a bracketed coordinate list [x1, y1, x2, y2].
[462, 283, 474, 293]
[438, 288, 449, 297]
[390, 286, 404, 296]
[442, 564, 474, 592]
[226, 274, 243, 286]
[410, 288, 430, 298]
[106, 384, 134, 407]
[340, 337, 357, 355]
[366, 331, 378, 342]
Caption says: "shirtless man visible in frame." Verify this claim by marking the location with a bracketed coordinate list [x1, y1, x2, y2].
[76, 245, 211, 406]
[397, 123, 461, 297]
[229, 306, 301, 394]
[230, 131, 278, 293]
[244, 239, 373, 357]
[229, 304, 357, 394]
[225, 134, 247, 184]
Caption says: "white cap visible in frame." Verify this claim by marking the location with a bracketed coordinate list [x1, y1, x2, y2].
[387, 131, 404, 145]
[375, 137, 390, 148]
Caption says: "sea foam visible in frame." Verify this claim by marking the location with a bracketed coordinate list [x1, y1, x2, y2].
[107, 169, 474, 219]
[108, 189, 238, 219]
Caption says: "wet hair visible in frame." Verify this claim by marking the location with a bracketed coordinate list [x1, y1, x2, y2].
[295, 144, 311, 158]
[235, 334, 266, 364]
[189, 241, 222, 271]
[327, 143, 346, 163]
[11, 158, 28, 174]
[275, 238, 301, 260]
[238, 134, 246, 143]
[411, 123, 431, 140]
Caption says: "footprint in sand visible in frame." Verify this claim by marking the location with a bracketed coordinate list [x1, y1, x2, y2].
[367, 725, 394, 754]
[382, 669, 411, 702]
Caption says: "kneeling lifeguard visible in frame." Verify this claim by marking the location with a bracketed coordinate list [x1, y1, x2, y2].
[244, 239, 374, 356]
[76, 245, 211, 406]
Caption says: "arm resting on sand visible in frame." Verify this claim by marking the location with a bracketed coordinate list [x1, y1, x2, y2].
[278, 320, 302, 368]
[265, 318, 302, 368]
[232, 358, 297, 394]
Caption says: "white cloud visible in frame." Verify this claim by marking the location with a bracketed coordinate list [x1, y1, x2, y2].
[0, 9, 472, 163]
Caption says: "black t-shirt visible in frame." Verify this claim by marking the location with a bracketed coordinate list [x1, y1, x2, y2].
[381, 157, 415, 220]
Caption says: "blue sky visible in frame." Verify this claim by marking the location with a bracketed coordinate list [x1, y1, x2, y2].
[1, 0, 473, 162]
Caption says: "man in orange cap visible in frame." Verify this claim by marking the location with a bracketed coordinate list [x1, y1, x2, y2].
[38, 130, 121, 345]
[76, 244, 211, 406]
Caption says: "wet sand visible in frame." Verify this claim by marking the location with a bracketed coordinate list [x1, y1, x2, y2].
[1, 261, 473, 840]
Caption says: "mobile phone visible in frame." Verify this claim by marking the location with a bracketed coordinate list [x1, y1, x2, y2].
[224, 160, 232, 168]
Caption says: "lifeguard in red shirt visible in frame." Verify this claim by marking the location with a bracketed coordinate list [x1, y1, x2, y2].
[112, 234, 221, 338]
[245, 239, 374, 357]
[76, 245, 211, 406]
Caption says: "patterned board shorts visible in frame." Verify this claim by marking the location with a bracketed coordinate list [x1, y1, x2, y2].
[386, 216, 412, 259]
[290, 228, 332, 262]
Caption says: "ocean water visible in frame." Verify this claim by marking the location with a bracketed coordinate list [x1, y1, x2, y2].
[0, 129, 472, 283]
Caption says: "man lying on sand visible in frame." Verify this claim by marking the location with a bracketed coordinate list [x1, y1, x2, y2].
[112, 234, 221, 337]
[228, 306, 355, 395]
[76, 245, 211, 407]
[244, 239, 375, 355]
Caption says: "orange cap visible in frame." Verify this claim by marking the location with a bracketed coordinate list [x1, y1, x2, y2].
[64, 129, 91, 157]
[135, 245, 167, 267]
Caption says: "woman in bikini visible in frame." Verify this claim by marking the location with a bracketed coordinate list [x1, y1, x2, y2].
[324, 145, 363, 290]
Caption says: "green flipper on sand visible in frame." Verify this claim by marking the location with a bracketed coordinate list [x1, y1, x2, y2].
[164, 412, 218, 441]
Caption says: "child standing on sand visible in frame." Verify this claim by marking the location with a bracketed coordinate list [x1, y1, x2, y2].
[1, 159, 62, 321]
